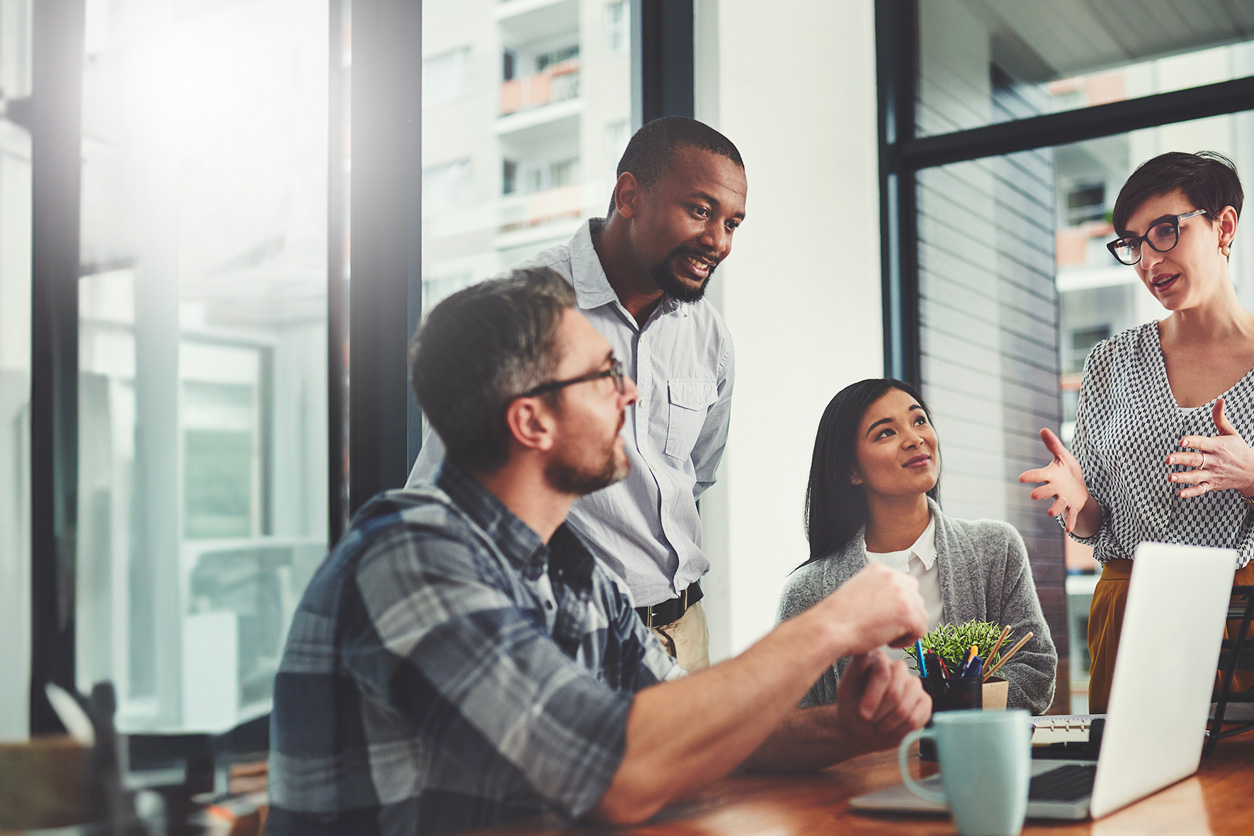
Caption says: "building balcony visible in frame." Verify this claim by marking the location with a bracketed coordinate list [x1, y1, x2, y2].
[1056, 219, 1114, 268]
[498, 184, 583, 233]
[494, 0, 578, 39]
[421, 183, 594, 254]
[500, 58, 580, 117]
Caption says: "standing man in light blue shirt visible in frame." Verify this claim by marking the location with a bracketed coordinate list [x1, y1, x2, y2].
[408, 117, 744, 671]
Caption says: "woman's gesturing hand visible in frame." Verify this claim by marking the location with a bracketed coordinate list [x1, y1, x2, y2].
[1019, 427, 1098, 536]
[1168, 398, 1254, 499]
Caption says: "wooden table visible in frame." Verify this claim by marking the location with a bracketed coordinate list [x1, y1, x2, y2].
[470, 733, 1254, 835]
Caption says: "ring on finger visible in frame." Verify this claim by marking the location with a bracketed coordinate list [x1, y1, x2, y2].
[1200, 452, 1207, 470]
[1201, 481, 1211, 494]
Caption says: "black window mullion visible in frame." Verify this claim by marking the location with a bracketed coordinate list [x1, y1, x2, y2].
[633, 0, 694, 125]
[877, 0, 921, 386]
[328, 0, 349, 543]
[27, 0, 85, 735]
[902, 74, 1254, 172]
[347, 0, 422, 519]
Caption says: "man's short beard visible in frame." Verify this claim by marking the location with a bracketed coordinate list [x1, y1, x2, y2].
[651, 258, 715, 303]
[545, 453, 628, 496]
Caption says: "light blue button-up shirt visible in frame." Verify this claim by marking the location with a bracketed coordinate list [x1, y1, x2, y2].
[408, 219, 735, 607]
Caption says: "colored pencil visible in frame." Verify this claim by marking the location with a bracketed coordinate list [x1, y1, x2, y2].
[983, 631, 1033, 681]
[983, 625, 1012, 677]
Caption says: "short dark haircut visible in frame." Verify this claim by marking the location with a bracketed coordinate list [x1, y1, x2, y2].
[800, 378, 941, 568]
[409, 268, 576, 473]
[607, 116, 744, 216]
[1112, 150, 1243, 233]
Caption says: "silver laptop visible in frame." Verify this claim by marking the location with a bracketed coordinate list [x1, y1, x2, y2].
[850, 541, 1236, 821]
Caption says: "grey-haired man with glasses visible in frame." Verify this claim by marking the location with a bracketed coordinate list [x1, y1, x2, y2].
[269, 268, 931, 836]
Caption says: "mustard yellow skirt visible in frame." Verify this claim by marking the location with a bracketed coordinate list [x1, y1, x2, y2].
[1088, 558, 1254, 713]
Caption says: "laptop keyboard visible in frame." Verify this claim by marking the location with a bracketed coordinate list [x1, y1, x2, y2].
[1028, 764, 1098, 802]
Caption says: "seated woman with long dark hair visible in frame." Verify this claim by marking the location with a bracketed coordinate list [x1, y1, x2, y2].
[778, 378, 1057, 714]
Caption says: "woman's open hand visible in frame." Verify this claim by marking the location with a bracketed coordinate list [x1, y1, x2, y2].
[1168, 398, 1254, 499]
[1019, 427, 1097, 535]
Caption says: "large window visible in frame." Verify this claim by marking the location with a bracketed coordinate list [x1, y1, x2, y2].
[74, 0, 330, 733]
[892, 0, 1254, 712]
[7, 0, 666, 743]
[914, 1, 1254, 138]
[421, 0, 632, 310]
[0, 5, 32, 738]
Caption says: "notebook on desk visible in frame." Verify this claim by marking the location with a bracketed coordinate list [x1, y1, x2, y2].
[1030, 714, 1103, 759]
[850, 541, 1236, 821]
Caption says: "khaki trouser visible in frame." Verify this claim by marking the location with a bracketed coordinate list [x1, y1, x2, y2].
[650, 600, 710, 673]
[1088, 558, 1254, 713]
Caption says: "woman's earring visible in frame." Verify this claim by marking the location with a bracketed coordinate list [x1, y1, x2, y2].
[1222, 243, 1232, 257]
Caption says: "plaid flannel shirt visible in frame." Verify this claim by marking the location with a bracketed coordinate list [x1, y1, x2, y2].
[267, 465, 681, 836]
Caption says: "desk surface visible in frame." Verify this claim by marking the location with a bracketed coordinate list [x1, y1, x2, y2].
[469, 733, 1254, 835]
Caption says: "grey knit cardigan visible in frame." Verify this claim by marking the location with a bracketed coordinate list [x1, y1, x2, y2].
[777, 499, 1057, 715]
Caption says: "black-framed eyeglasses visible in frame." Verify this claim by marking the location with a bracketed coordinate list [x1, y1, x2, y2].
[1106, 209, 1207, 266]
[518, 357, 626, 398]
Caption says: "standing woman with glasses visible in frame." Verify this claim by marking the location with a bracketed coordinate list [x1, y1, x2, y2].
[1021, 151, 1254, 712]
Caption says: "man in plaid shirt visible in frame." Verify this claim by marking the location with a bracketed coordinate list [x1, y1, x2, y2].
[268, 268, 932, 835]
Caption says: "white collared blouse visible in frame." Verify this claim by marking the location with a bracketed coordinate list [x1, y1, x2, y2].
[863, 512, 944, 630]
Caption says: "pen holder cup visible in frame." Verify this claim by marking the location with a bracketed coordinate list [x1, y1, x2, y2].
[919, 675, 982, 761]
[982, 676, 1009, 711]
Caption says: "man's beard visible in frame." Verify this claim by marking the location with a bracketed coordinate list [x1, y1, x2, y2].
[651, 252, 717, 302]
[545, 445, 629, 495]
[546, 412, 631, 496]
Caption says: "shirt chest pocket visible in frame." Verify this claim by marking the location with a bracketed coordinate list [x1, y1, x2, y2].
[664, 378, 718, 460]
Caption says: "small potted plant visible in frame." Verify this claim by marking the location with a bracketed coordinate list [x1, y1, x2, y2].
[906, 620, 1017, 710]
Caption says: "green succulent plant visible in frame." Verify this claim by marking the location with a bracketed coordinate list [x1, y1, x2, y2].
[904, 620, 1011, 673]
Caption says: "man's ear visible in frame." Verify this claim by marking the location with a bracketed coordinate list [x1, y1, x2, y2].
[612, 171, 640, 219]
[505, 396, 557, 453]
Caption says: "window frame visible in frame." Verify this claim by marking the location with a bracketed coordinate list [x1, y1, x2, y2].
[875, 0, 1254, 714]
[25, 0, 696, 739]
[876, 0, 1254, 385]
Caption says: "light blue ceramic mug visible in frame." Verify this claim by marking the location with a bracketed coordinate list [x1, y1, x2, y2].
[897, 708, 1032, 836]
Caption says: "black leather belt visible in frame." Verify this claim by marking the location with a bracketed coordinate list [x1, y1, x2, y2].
[635, 581, 703, 629]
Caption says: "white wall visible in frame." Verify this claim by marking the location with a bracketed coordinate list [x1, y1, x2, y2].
[694, 0, 884, 661]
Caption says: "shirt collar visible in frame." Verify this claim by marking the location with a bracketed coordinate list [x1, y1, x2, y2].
[569, 219, 620, 309]
[435, 462, 596, 587]
[862, 511, 938, 571]
[571, 219, 691, 320]
[912, 513, 938, 570]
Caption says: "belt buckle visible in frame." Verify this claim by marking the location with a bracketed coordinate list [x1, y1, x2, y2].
[647, 586, 690, 630]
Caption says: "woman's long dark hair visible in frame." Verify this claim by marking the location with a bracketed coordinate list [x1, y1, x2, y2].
[800, 378, 940, 569]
